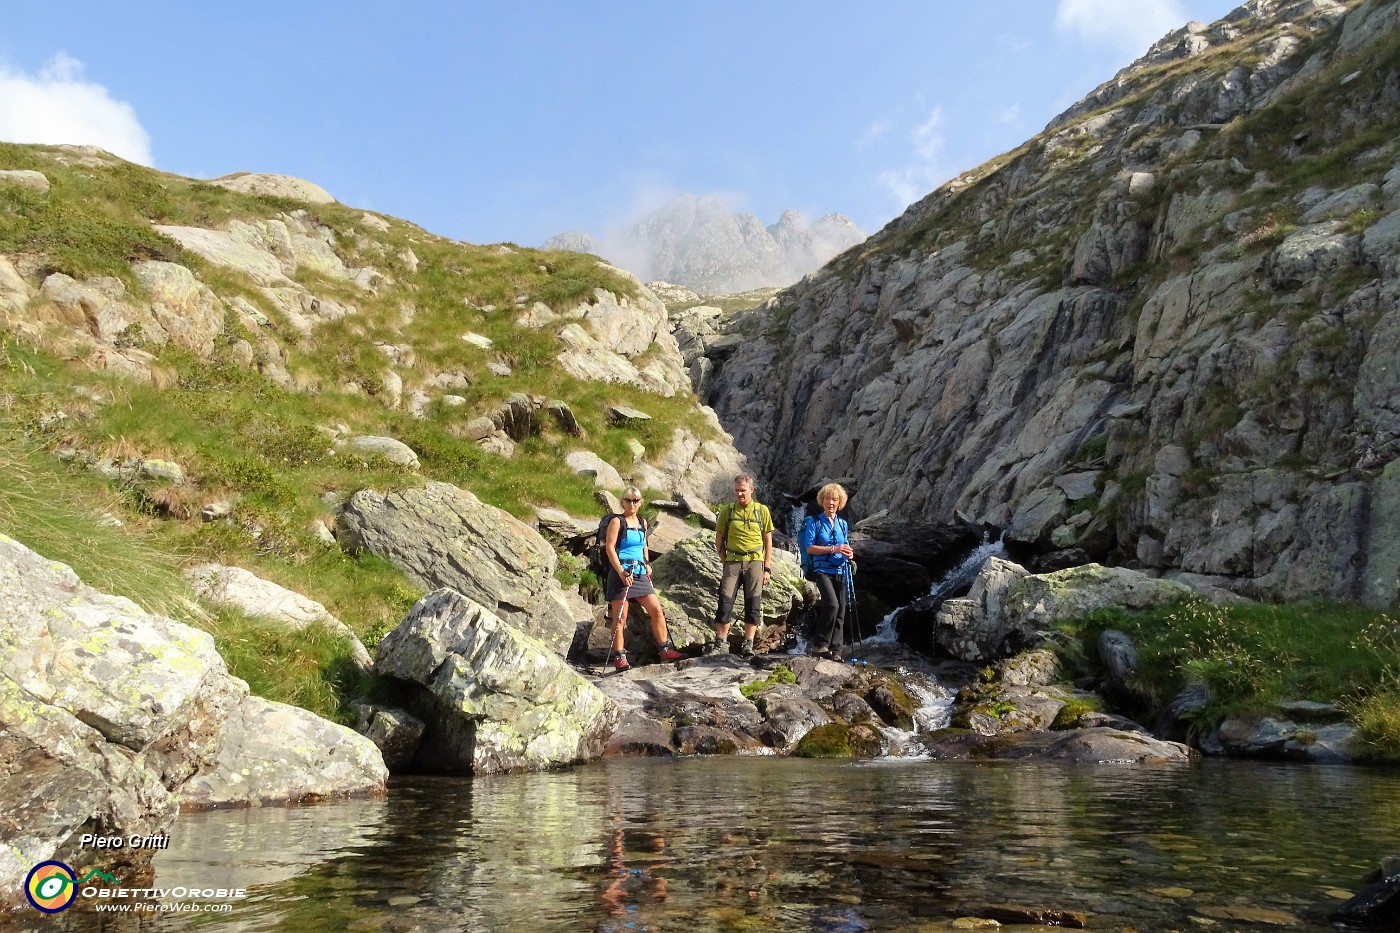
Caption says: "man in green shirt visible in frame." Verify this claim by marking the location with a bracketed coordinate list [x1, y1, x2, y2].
[707, 473, 774, 659]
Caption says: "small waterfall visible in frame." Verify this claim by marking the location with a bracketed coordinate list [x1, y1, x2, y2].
[787, 503, 809, 541]
[868, 664, 955, 757]
[863, 532, 1008, 644]
[928, 531, 1008, 599]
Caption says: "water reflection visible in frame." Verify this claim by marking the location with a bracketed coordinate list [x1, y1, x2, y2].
[48, 759, 1400, 931]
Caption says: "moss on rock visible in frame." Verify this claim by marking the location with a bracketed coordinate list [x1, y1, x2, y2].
[792, 722, 883, 758]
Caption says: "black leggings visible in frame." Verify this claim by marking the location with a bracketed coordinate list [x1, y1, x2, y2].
[809, 571, 847, 649]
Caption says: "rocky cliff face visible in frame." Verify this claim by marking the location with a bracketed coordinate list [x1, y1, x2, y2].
[702, 0, 1400, 607]
[545, 195, 867, 294]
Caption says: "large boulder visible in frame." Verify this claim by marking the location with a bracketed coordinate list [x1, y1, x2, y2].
[338, 435, 420, 469]
[0, 534, 386, 905]
[933, 561, 1192, 663]
[0, 169, 50, 193]
[207, 172, 336, 203]
[0, 534, 241, 787]
[933, 557, 1033, 661]
[375, 589, 621, 774]
[1005, 563, 1194, 628]
[154, 223, 294, 287]
[178, 697, 388, 808]
[0, 674, 176, 901]
[649, 535, 808, 636]
[337, 481, 583, 656]
[130, 260, 226, 354]
[184, 563, 372, 671]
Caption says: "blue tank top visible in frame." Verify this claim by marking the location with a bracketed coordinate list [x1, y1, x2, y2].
[615, 521, 647, 573]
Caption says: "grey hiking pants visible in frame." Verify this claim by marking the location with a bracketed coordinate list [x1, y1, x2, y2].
[716, 561, 764, 628]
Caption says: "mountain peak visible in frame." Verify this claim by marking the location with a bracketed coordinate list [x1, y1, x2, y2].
[545, 197, 867, 294]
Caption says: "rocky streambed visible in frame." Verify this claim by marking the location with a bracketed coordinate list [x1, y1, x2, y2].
[0, 473, 1372, 909]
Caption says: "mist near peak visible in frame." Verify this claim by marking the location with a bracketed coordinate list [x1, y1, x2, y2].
[543, 194, 867, 295]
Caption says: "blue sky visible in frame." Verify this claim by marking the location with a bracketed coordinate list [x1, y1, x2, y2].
[1, 1, 1240, 247]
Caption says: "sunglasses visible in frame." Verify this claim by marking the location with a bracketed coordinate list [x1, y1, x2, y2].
[622, 498, 641, 504]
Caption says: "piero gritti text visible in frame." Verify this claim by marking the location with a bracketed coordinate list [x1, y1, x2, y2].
[80, 832, 170, 850]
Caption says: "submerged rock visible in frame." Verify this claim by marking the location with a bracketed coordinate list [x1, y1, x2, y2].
[923, 727, 1194, 764]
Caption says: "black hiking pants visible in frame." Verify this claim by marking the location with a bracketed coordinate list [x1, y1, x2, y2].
[810, 571, 847, 649]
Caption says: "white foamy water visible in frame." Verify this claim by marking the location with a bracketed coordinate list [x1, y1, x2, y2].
[865, 533, 1008, 643]
[876, 666, 956, 757]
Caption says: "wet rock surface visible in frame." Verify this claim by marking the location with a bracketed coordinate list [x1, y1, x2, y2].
[587, 652, 930, 759]
[1334, 853, 1400, 927]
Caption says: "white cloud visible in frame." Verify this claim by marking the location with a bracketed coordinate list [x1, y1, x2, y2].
[0, 53, 153, 165]
[1054, 0, 1189, 57]
[1000, 103, 1023, 126]
[856, 119, 893, 149]
[877, 106, 950, 209]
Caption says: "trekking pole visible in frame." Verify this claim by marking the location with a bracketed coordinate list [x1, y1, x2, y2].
[846, 563, 862, 646]
[602, 569, 634, 674]
[602, 601, 615, 673]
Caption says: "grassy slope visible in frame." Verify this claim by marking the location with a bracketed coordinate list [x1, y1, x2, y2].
[0, 144, 717, 722]
[1054, 600, 1400, 761]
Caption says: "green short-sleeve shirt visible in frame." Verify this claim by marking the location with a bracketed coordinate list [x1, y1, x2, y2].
[718, 502, 773, 561]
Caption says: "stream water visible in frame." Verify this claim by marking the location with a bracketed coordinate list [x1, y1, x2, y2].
[36, 757, 1400, 932]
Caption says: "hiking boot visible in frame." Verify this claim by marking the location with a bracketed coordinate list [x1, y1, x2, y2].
[612, 653, 631, 672]
[827, 646, 844, 662]
[658, 642, 684, 662]
[810, 644, 830, 659]
[704, 639, 729, 657]
[738, 638, 756, 659]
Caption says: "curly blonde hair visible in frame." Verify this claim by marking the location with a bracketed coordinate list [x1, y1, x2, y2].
[816, 482, 848, 510]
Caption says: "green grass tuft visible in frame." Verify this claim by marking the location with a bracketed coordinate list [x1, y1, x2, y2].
[1056, 599, 1399, 737]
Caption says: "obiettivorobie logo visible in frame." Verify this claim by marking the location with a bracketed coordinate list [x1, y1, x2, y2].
[24, 861, 120, 913]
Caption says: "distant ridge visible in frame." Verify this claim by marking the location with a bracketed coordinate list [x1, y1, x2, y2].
[544, 194, 866, 294]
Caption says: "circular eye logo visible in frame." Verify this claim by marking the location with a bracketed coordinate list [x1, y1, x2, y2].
[25, 860, 77, 913]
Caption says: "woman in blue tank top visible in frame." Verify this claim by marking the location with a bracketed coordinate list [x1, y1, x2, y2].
[604, 487, 684, 671]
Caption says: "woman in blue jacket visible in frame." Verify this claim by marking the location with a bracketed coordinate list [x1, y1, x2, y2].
[800, 482, 854, 660]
